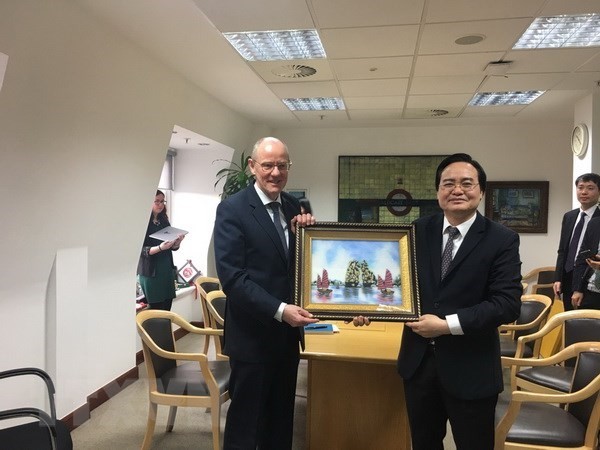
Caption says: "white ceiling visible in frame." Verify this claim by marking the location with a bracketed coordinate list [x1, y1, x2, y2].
[77, 0, 600, 130]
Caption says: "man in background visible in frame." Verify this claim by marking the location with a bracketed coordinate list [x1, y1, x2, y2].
[553, 173, 600, 311]
[214, 137, 318, 449]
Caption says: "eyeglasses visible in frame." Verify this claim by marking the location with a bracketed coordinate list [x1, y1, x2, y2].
[439, 181, 479, 192]
[254, 161, 292, 173]
[154, 200, 167, 205]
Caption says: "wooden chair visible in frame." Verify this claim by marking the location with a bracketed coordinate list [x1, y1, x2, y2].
[0, 367, 73, 450]
[205, 290, 227, 356]
[521, 266, 556, 295]
[506, 309, 600, 394]
[499, 294, 553, 358]
[495, 342, 600, 450]
[194, 276, 222, 353]
[136, 310, 230, 450]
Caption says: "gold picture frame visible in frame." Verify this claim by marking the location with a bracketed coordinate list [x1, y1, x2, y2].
[294, 222, 420, 321]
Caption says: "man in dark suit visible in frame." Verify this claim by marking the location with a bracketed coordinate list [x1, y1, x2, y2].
[214, 137, 318, 450]
[553, 173, 600, 311]
[571, 216, 600, 310]
[354, 153, 522, 450]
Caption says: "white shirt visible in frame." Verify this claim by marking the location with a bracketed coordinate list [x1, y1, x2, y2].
[442, 214, 477, 336]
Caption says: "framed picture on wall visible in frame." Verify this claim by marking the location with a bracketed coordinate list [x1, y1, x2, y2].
[484, 181, 549, 233]
[294, 222, 420, 322]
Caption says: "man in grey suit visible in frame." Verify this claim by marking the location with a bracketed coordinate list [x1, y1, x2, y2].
[214, 137, 317, 449]
[553, 173, 600, 310]
[355, 153, 522, 450]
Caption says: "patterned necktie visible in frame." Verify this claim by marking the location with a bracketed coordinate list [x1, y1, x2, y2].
[565, 211, 586, 272]
[268, 202, 288, 254]
[441, 226, 460, 279]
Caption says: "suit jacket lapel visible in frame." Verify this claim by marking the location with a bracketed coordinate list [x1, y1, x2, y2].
[446, 213, 486, 277]
[248, 187, 288, 263]
[425, 215, 444, 285]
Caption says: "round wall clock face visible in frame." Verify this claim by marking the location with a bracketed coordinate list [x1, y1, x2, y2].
[571, 123, 589, 157]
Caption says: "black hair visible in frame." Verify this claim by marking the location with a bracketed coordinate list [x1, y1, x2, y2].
[575, 173, 600, 188]
[435, 153, 487, 194]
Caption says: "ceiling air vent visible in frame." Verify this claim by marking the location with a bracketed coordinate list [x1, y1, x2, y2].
[271, 64, 317, 79]
[429, 109, 449, 117]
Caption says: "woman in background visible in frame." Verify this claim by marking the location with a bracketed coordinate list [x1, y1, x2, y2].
[137, 190, 185, 311]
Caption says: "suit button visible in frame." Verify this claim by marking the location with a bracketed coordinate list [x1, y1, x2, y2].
[433, 302, 440, 308]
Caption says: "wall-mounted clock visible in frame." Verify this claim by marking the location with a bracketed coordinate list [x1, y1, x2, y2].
[571, 123, 589, 157]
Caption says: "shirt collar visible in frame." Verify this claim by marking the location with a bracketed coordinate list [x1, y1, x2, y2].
[580, 205, 598, 217]
[254, 183, 281, 206]
[443, 213, 477, 237]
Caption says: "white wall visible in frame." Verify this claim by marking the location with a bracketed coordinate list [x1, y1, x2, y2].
[171, 145, 235, 277]
[0, 0, 257, 419]
[275, 122, 573, 275]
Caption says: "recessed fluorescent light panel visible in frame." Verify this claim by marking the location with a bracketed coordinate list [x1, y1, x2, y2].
[282, 98, 345, 111]
[469, 91, 545, 106]
[223, 30, 326, 61]
[514, 14, 600, 49]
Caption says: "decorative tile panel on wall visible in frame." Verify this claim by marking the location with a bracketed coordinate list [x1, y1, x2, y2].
[338, 155, 447, 223]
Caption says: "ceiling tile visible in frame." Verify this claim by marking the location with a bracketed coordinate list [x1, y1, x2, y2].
[339, 79, 408, 97]
[331, 57, 413, 80]
[426, 0, 544, 22]
[461, 105, 526, 117]
[311, 0, 425, 28]
[419, 19, 533, 54]
[551, 72, 600, 90]
[540, 0, 600, 16]
[344, 96, 405, 109]
[506, 49, 600, 74]
[348, 109, 403, 120]
[410, 75, 484, 94]
[480, 73, 565, 92]
[320, 25, 419, 59]
[414, 52, 505, 76]
[191, 0, 314, 31]
[291, 110, 349, 121]
[269, 81, 340, 98]
[578, 52, 600, 72]
[407, 94, 472, 108]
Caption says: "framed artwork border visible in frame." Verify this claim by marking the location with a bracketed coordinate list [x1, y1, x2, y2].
[294, 222, 420, 321]
[484, 181, 549, 233]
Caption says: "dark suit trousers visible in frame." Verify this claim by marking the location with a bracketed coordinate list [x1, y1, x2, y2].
[580, 290, 600, 310]
[223, 356, 299, 450]
[403, 347, 498, 450]
[561, 270, 575, 311]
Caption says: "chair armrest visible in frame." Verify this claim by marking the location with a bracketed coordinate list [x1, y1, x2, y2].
[0, 368, 58, 422]
[205, 300, 225, 326]
[0, 407, 58, 449]
[502, 341, 600, 367]
[511, 373, 600, 404]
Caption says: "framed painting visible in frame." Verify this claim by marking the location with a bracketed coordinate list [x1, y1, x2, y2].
[294, 222, 420, 321]
[484, 181, 549, 233]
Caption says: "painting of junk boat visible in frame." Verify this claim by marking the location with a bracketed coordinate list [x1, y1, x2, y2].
[294, 222, 420, 322]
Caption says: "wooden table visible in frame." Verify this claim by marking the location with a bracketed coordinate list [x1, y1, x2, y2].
[302, 321, 410, 449]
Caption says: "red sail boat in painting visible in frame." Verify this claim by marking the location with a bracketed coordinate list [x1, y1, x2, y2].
[316, 269, 333, 296]
[377, 269, 394, 296]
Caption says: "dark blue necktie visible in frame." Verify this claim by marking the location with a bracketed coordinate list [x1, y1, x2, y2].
[269, 202, 288, 255]
[565, 211, 586, 272]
